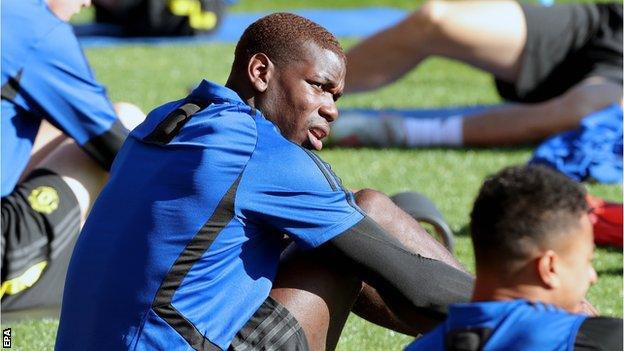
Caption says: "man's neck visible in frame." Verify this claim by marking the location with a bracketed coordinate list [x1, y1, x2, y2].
[471, 275, 554, 306]
[225, 77, 256, 109]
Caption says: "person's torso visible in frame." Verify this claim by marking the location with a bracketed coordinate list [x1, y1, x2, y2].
[55, 81, 357, 350]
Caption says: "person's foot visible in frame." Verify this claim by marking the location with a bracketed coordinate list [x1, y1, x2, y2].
[328, 111, 407, 147]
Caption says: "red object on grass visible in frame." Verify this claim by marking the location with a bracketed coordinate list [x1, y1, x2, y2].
[587, 195, 623, 249]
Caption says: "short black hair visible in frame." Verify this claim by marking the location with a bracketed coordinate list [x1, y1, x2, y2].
[470, 165, 588, 266]
[231, 12, 345, 71]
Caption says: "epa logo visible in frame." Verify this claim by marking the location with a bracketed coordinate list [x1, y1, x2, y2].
[2, 328, 10, 348]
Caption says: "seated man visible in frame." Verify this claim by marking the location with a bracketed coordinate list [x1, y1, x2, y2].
[406, 165, 623, 351]
[334, 1, 622, 147]
[56, 13, 474, 351]
[1, 0, 144, 312]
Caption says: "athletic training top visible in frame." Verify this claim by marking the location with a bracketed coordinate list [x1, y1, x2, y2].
[1, 0, 124, 197]
[405, 299, 622, 351]
[56, 80, 365, 350]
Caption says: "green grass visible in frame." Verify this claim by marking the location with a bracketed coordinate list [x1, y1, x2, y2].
[8, 1, 623, 350]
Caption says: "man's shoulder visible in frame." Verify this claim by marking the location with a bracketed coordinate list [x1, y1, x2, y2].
[132, 97, 258, 148]
[475, 301, 585, 350]
[475, 300, 586, 332]
[407, 301, 588, 351]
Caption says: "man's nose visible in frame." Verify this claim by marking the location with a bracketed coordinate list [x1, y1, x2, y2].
[589, 266, 598, 285]
[319, 97, 338, 123]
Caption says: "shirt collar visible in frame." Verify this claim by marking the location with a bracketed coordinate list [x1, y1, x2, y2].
[189, 80, 245, 105]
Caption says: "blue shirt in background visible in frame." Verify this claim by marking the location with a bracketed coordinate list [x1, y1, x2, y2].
[1, 0, 119, 196]
[405, 300, 586, 351]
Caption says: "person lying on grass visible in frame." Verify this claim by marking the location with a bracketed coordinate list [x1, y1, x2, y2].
[333, 0, 622, 148]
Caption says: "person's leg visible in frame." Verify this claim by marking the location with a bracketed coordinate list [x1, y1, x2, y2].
[345, 0, 527, 92]
[332, 77, 622, 148]
[1, 103, 144, 311]
[1, 168, 82, 311]
[22, 102, 144, 220]
[269, 189, 468, 350]
[354, 189, 462, 269]
[113, 101, 145, 131]
[463, 77, 623, 145]
[35, 139, 108, 222]
[20, 121, 65, 182]
[1, 134, 108, 311]
[22, 101, 144, 187]
[270, 248, 362, 351]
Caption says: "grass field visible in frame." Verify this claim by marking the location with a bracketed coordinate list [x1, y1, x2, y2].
[5, 1, 623, 350]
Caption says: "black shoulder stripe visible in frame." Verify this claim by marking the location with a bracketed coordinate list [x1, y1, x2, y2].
[143, 101, 208, 145]
[302, 149, 363, 214]
[445, 327, 492, 351]
[152, 174, 242, 351]
[82, 119, 129, 171]
[1, 70, 23, 102]
[302, 149, 338, 191]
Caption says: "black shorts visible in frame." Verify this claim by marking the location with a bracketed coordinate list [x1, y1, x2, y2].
[1, 169, 80, 312]
[229, 296, 310, 351]
[496, 3, 623, 103]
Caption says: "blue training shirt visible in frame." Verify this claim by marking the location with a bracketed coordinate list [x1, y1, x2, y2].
[56, 80, 365, 350]
[405, 300, 587, 351]
[1, 0, 119, 196]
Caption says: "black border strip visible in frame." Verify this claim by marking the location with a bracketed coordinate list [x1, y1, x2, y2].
[82, 119, 129, 171]
[144, 101, 207, 145]
[302, 149, 338, 191]
[1, 70, 23, 102]
[152, 175, 242, 351]
[302, 149, 364, 214]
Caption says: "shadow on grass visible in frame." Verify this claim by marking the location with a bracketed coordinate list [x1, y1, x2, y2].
[326, 145, 534, 153]
[455, 224, 471, 237]
[597, 267, 623, 276]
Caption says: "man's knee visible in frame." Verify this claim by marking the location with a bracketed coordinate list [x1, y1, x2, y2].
[354, 188, 395, 217]
[408, 0, 452, 43]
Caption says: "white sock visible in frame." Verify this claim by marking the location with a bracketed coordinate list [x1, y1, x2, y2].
[403, 116, 464, 146]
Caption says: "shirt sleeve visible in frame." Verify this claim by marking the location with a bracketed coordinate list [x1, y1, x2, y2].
[19, 23, 127, 169]
[239, 146, 365, 249]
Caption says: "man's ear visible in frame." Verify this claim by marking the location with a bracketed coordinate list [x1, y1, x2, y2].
[536, 250, 560, 289]
[247, 53, 274, 93]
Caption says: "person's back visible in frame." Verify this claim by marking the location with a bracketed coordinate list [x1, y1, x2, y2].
[406, 165, 623, 351]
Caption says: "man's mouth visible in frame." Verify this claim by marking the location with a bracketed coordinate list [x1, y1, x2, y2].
[307, 126, 329, 151]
